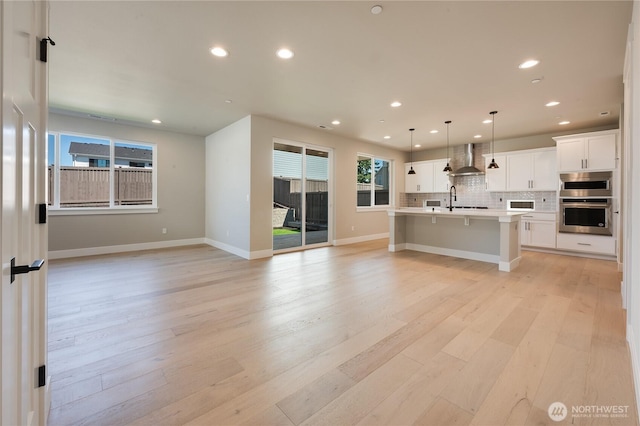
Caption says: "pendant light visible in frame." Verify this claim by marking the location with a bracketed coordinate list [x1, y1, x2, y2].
[443, 120, 453, 172]
[408, 128, 416, 175]
[487, 111, 499, 169]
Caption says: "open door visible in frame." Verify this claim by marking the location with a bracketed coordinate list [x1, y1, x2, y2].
[1, 1, 50, 425]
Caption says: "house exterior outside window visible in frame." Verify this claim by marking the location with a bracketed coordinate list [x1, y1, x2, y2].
[48, 133, 157, 211]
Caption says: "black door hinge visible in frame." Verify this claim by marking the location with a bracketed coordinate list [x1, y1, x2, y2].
[38, 365, 46, 387]
[39, 37, 55, 63]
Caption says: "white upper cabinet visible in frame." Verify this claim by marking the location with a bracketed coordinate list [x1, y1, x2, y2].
[405, 163, 421, 192]
[506, 153, 532, 191]
[506, 148, 557, 191]
[532, 149, 558, 190]
[553, 130, 617, 172]
[482, 149, 555, 192]
[404, 159, 451, 193]
[432, 160, 452, 193]
[483, 154, 507, 191]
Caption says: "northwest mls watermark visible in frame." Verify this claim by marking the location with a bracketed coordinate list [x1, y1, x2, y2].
[548, 401, 630, 422]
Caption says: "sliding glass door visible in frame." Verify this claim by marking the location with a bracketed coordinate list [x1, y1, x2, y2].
[273, 141, 331, 252]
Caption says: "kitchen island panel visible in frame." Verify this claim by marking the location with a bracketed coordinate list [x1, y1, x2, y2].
[389, 209, 522, 272]
[405, 215, 500, 255]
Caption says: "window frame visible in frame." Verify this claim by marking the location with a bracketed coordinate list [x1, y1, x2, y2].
[356, 153, 394, 211]
[47, 131, 158, 215]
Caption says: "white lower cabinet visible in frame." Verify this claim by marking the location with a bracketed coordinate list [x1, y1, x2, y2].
[520, 212, 557, 248]
[556, 233, 616, 255]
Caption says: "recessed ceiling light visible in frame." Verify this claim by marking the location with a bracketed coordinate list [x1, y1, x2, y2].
[383, 135, 391, 139]
[210, 46, 228, 57]
[277, 48, 294, 59]
[430, 130, 438, 134]
[546, 101, 560, 107]
[483, 119, 492, 124]
[151, 119, 162, 124]
[225, 99, 232, 104]
[414, 144, 421, 148]
[559, 120, 570, 125]
[474, 134, 482, 139]
[519, 59, 539, 69]
[390, 101, 402, 108]
[331, 120, 341, 125]
[531, 77, 544, 84]
[371, 5, 383, 14]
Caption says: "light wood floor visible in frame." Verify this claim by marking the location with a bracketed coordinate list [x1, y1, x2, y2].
[47, 241, 638, 426]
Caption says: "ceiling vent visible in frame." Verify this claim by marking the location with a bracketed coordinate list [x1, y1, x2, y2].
[88, 113, 117, 121]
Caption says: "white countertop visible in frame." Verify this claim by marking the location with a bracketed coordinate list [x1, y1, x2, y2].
[388, 207, 526, 220]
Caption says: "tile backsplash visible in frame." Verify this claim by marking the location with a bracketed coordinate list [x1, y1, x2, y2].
[401, 174, 557, 211]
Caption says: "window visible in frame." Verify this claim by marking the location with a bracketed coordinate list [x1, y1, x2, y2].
[357, 154, 392, 208]
[48, 132, 157, 212]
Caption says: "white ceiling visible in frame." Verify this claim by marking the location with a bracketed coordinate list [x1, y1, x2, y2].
[49, 1, 632, 151]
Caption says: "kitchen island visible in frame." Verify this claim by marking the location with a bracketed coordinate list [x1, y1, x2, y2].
[388, 208, 525, 272]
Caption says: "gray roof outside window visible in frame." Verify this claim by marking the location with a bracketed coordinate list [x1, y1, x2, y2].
[68, 142, 152, 162]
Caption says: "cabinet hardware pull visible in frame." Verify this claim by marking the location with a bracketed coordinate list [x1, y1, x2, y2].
[577, 243, 592, 246]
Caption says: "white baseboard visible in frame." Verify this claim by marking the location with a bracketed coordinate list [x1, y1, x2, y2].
[203, 238, 273, 260]
[204, 238, 250, 259]
[405, 242, 500, 265]
[52, 233, 391, 261]
[48, 238, 205, 259]
[626, 325, 640, 421]
[522, 246, 617, 261]
[333, 233, 389, 246]
[388, 243, 406, 252]
[499, 256, 521, 272]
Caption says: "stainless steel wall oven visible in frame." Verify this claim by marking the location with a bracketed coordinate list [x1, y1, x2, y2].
[559, 198, 612, 236]
[559, 171, 612, 197]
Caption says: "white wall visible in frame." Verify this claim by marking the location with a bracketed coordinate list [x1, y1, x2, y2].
[205, 116, 253, 257]
[48, 113, 206, 254]
[625, 0, 640, 416]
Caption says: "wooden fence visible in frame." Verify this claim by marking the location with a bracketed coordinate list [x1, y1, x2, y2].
[273, 177, 328, 229]
[49, 166, 152, 207]
[357, 190, 389, 206]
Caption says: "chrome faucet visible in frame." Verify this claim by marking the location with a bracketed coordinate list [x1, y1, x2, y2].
[449, 185, 457, 212]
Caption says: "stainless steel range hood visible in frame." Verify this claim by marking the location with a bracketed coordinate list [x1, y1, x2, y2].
[449, 143, 485, 176]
